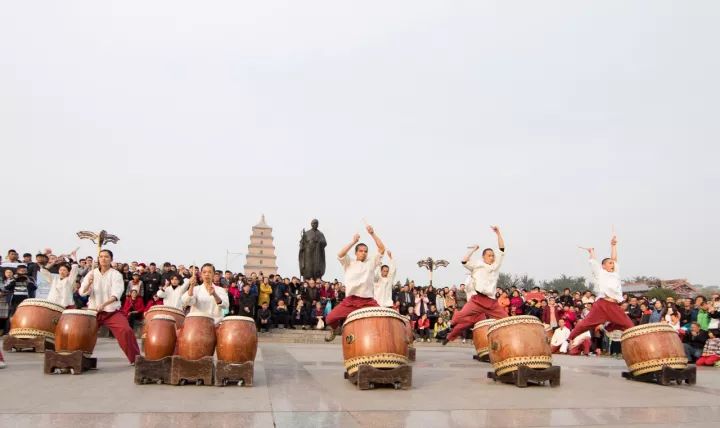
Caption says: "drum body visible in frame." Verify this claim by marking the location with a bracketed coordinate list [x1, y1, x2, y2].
[55, 309, 98, 355]
[216, 316, 258, 363]
[342, 307, 409, 375]
[143, 305, 185, 338]
[487, 316, 552, 376]
[9, 299, 64, 340]
[472, 319, 495, 359]
[544, 324, 553, 340]
[144, 315, 177, 360]
[621, 323, 687, 376]
[177, 313, 216, 360]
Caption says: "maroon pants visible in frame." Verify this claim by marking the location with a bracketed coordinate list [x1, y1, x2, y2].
[568, 298, 634, 341]
[447, 294, 508, 341]
[97, 311, 140, 363]
[696, 355, 720, 366]
[569, 338, 591, 355]
[326, 296, 379, 330]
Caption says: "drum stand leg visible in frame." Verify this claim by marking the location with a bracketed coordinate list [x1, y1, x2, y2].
[169, 356, 214, 386]
[4, 336, 53, 353]
[345, 364, 412, 390]
[134, 356, 173, 385]
[487, 365, 561, 388]
[215, 361, 254, 387]
[407, 347, 416, 362]
[622, 366, 696, 386]
[44, 350, 97, 375]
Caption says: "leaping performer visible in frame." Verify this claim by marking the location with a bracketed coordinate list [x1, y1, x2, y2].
[568, 233, 633, 341]
[324, 224, 385, 341]
[443, 226, 508, 345]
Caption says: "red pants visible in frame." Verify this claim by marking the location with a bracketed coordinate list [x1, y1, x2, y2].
[696, 355, 720, 366]
[569, 338, 591, 355]
[326, 296, 379, 330]
[447, 294, 508, 341]
[97, 311, 140, 363]
[568, 298, 634, 341]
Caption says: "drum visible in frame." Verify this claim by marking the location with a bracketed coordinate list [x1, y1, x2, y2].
[143, 305, 185, 338]
[472, 319, 495, 359]
[177, 313, 216, 360]
[9, 298, 64, 340]
[544, 324, 553, 340]
[54, 309, 98, 356]
[216, 316, 258, 363]
[342, 307, 409, 375]
[144, 315, 177, 361]
[402, 315, 414, 345]
[487, 316, 552, 376]
[621, 323, 687, 376]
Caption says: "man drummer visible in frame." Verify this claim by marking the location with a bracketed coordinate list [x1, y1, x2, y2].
[568, 234, 634, 341]
[374, 250, 396, 308]
[324, 224, 385, 341]
[181, 263, 229, 325]
[443, 226, 508, 345]
[79, 249, 140, 364]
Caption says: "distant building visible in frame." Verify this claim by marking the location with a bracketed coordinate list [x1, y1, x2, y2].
[243, 215, 278, 276]
[622, 278, 697, 299]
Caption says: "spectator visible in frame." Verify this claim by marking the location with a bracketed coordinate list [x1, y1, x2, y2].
[292, 297, 308, 329]
[258, 279, 272, 308]
[238, 283, 256, 319]
[4, 265, 37, 321]
[683, 322, 708, 363]
[696, 329, 720, 366]
[121, 289, 146, 329]
[258, 301, 272, 332]
[550, 319, 571, 353]
[433, 317, 450, 342]
[510, 290, 524, 315]
[274, 299, 290, 328]
[558, 288, 573, 307]
[639, 303, 651, 324]
[311, 301, 325, 330]
[415, 313, 430, 342]
[648, 301, 664, 323]
[627, 296, 642, 326]
[145, 293, 163, 310]
[542, 297, 562, 329]
[142, 263, 162, 304]
[227, 281, 241, 315]
[427, 304, 439, 330]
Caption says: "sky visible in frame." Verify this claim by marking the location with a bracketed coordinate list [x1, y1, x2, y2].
[1, 1, 718, 286]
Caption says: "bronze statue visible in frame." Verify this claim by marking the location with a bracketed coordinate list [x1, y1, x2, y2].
[299, 219, 327, 280]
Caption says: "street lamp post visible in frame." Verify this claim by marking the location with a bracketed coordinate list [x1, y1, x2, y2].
[417, 257, 449, 287]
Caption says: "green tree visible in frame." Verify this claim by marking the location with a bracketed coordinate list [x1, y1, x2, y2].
[644, 287, 678, 302]
[541, 275, 589, 293]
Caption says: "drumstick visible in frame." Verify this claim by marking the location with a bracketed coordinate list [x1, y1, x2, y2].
[578, 246, 591, 251]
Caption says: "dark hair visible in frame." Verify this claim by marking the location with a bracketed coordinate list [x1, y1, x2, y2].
[100, 249, 114, 260]
[8, 249, 17, 254]
[150, 262, 156, 267]
[355, 243, 368, 253]
[225, 270, 232, 274]
[57, 262, 71, 272]
[201, 263, 215, 272]
[482, 248, 493, 256]
[381, 265, 389, 271]
[23, 253, 32, 258]
[601, 258, 612, 265]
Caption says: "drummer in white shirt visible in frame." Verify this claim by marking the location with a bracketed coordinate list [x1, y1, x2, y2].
[79, 249, 140, 364]
[157, 273, 189, 309]
[43, 251, 80, 308]
[374, 250, 396, 308]
[181, 263, 229, 324]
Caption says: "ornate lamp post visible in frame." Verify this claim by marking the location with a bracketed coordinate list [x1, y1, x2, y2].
[417, 257, 449, 287]
[76, 230, 120, 259]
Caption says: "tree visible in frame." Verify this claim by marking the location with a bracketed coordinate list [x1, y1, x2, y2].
[541, 275, 588, 293]
[518, 274, 536, 290]
[644, 287, 678, 302]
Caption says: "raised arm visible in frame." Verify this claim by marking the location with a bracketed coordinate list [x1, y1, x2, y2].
[338, 234, 361, 259]
[462, 246, 479, 264]
[610, 235, 618, 262]
[366, 225, 385, 255]
[491, 225, 505, 250]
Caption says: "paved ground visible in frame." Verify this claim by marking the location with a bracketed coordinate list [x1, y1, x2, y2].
[1, 338, 720, 428]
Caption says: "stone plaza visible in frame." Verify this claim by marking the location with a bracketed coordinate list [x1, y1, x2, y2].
[2, 334, 719, 428]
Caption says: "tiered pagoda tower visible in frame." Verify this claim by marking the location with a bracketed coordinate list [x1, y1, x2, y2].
[243, 214, 279, 276]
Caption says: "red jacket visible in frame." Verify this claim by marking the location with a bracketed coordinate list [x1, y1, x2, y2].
[144, 298, 163, 311]
[417, 317, 430, 330]
[542, 306, 563, 325]
[121, 297, 145, 316]
[228, 285, 241, 304]
[320, 286, 335, 301]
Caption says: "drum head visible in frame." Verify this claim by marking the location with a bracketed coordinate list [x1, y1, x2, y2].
[149, 314, 177, 322]
[18, 299, 65, 313]
[472, 319, 496, 330]
[186, 312, 214, 321]
[61, 309, 97, 317]
[221, 316, 255, 323]
[146, 305, 186, 317]
[621, 322, 674, 342]
[487, 315, 542, 335]
[343, 307, 406, 326]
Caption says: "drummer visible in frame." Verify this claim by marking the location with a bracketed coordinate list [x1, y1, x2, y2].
[181, 263, 229, 324]
[324, 224, 385, 341]
[42, 251, 80, 308]
[374, 250, 396, 308]
[443, 226, 508, 345]
[568, 234, 634, 341]
[79, 249, 140, 364]
[156, 273, 189, 309]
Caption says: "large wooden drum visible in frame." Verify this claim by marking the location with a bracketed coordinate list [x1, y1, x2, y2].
[472, 319, 495, 359]
[621, 323, 687, 376]
[143, 305, 185, 338]
[487, 316, 552, 376]
[216, 316, 258, 363]
[144, 315, 177, 360]
[177, 313, 216, 360]
[9, 299, 64, 341]
[55, 309, 98, 356]
[342, 307, 409, 375]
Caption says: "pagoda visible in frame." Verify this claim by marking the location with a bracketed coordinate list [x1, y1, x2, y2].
[243, 214, 279, 276]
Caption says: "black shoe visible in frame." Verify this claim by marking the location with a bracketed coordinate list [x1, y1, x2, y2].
[441, 338, 449, 346]
[325, 327, 340, 342]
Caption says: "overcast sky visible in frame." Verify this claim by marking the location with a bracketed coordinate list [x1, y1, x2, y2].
[1, 1, 718, 286]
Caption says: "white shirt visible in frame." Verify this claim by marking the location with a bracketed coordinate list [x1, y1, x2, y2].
[551, 326, 571, 347]
[374, 256, 396, 307]
[463, 249, 505, 299]
[181, 284, 229, 324]
[156, 279, 190, 309]
[43, 265, 79, 308]
[340, 253, 382, 299]
[570, 330, 592, 349]
[589, 259, 622, 302]
[79, 268, 124, 313]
